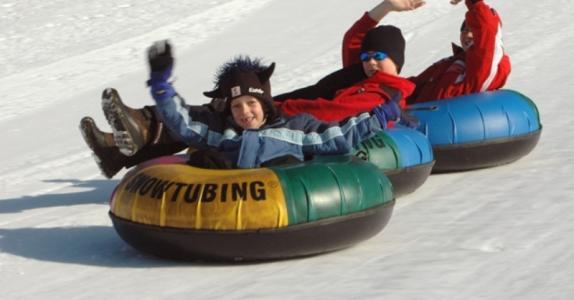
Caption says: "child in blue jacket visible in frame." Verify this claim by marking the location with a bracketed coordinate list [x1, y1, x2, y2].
[146, 40, 399, 169]
[80, 40, 402, 176]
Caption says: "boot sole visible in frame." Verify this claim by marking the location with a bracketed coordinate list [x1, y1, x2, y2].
[79, 117, 117, 178]
[101, 88, 145, 157]
[79, 117, 98, 152]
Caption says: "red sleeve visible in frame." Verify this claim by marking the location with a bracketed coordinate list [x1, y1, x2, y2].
[406, 64, 440, 104]
[408, 64, 437, 89]
[463, 0, 509, 92]
[279, 95, 384, 122]
[342, 12, 379, 67]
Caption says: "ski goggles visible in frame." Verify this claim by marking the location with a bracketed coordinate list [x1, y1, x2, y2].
[359, 51, 388, 62]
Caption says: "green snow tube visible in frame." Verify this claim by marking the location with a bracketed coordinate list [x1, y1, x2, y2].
[109, 155, 394, 261]
[354, 127, 434, 197]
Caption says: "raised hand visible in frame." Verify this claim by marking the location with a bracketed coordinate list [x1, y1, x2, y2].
[147, 40, 174, 73]
[385, 0, 426, 12]
[369, 0, 426, 21]
[146, 40, 176, 100]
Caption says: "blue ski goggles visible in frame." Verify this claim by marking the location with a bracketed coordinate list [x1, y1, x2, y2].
[359, 51, 388, 62]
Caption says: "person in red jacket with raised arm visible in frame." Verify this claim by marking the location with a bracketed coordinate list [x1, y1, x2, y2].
[407, 0, 511, 103]
[277, 0, 510, 105]
[275, 0, 425, 122]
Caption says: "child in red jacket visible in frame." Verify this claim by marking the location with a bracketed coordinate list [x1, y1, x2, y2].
[277, 0, 510, 107]
[408, 0, 511, 103]
[276, 0, 424, 119]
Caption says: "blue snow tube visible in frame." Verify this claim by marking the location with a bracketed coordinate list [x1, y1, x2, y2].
[353, 127, 434, 196]
[407, 90, 542, 172]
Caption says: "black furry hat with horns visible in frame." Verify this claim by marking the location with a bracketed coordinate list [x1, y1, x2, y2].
[203, 56, 278, 122]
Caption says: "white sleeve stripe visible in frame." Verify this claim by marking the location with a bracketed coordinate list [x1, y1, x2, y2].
[257, 113, 374, 146]
[171, 95, 239, 146]
[481, 24, 505, 92]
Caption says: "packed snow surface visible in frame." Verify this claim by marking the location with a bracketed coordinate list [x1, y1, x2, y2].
[1, 0, 573, 299]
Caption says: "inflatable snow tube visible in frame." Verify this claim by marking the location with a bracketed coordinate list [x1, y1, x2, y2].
[353, 127, 434, 197]
[408, 90, 542, 172]
[109, 155, 394, 261]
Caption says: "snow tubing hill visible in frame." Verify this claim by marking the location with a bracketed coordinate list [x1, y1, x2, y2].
[109, 155, 394, 261]
[353, 127, 434, 197]
[408, 90, 542, 172]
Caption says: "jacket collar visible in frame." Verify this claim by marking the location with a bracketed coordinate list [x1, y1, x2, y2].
[363, 70, 416, 98]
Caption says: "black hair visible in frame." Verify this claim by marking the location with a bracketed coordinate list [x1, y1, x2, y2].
[211, 56, 268, 91]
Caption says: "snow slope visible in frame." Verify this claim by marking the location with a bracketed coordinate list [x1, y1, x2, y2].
[1, 0, 573, 299]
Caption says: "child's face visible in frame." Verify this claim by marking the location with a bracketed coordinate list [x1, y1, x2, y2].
[460, 27, 474, 50]
[361, 52, 398, 77]
[230, 95, 266, 130]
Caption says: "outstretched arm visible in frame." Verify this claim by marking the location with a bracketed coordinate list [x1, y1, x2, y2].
[274, 64, 366, 101]
[455, 0, 510, 92]
[147, 40, 228, 148]
[300, 93, 418, 157]
[342, 0, 426, 67]
[297, 113, 384, 157]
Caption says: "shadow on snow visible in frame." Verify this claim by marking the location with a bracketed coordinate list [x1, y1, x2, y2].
[0, 178, 116, 214]
[0, 179, 272, 267]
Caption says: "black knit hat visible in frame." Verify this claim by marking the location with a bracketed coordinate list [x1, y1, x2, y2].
[360, 25, 405, 73]
[203, 57, 278, 121]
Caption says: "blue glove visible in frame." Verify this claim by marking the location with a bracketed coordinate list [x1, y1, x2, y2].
[372, 101, 400, 129]
[146, 40, 176, 101]
[398, 110, 420, 129]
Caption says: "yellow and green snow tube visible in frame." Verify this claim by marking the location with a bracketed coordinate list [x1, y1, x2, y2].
[109, 155, 394, 261]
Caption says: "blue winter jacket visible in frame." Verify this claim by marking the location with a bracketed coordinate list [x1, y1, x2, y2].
[150, 82, 384, 168]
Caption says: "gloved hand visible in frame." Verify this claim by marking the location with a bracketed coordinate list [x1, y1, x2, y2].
[372, 100, 401, 129]
[146, 40, 176, 101]
[147, 40, 174, 82]
[148, 40, 173, 71]
[398, 110, 420, 128]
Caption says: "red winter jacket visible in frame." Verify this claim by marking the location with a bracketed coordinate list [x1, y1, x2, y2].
[340, 10, 417, 108]
[278, 71, 414, 122]
[407, 0, 511, 103]
[277, 10, 415, 122]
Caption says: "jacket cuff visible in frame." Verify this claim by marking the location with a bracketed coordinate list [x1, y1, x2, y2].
[149, 81, 176, 103]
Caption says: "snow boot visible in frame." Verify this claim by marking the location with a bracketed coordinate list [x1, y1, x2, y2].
[101, 88, 153, 157]
[79, 116, 125, 179]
